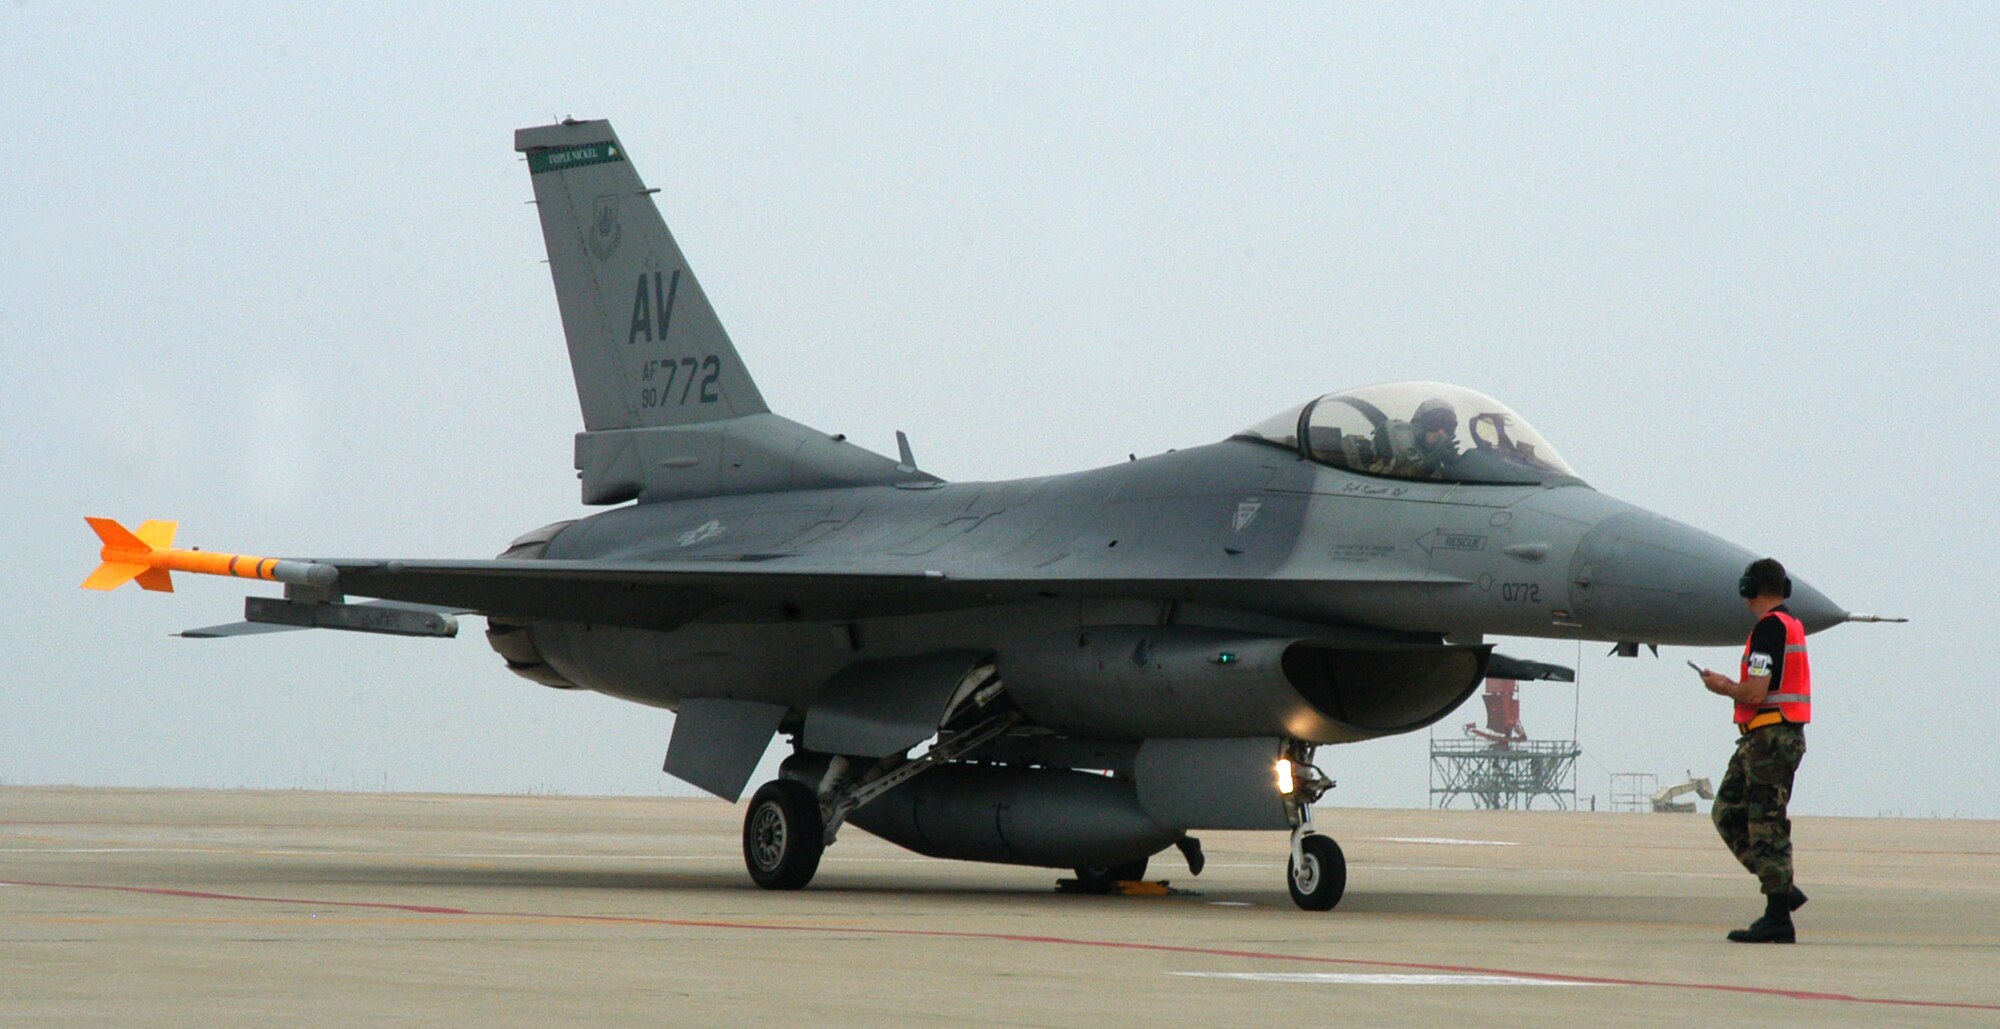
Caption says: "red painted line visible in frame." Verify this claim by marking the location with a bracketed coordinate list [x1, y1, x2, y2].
[3, 878, 1994, 1012]
[2, 879, 466, 916]
[0, 820, 477, 830]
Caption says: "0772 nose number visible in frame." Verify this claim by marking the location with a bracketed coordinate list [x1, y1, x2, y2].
[1501, 582, 1541, 603]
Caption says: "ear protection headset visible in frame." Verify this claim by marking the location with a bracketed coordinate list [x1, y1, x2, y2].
[1738, 564, 1793, 599]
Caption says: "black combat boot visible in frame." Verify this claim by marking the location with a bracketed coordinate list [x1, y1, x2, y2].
[1727, 892, 1797, 943]
[1787, 884, 1807, 912]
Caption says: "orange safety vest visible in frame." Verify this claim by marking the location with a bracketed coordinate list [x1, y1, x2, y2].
[1735, 609, 1812, 727]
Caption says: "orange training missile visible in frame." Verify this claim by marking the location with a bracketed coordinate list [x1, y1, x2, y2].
[81, 518, 339, 593]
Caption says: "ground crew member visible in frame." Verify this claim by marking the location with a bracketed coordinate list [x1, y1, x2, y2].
[1697, 557, 1811, 943]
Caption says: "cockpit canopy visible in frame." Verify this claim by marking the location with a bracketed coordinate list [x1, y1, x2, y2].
[1239, 381, 1581, 486]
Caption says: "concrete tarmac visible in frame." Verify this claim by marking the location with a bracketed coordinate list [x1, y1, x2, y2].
[2, 787, 1995, 1027]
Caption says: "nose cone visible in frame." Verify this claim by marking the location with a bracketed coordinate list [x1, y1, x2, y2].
[1784, 576, 1847, 634]
[1568, 509, 1765, 646]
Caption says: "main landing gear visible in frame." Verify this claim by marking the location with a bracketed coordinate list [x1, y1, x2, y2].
[742, 779, 823, 890]
[740, 708, 1024, 892]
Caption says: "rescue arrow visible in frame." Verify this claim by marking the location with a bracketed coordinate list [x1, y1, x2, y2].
[80, 518, 338, 593]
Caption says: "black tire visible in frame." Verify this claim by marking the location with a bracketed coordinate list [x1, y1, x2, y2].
[1072, 857, 1149, 895]
[1287, 834, 1346, 911]
[742, 779, 825, 890]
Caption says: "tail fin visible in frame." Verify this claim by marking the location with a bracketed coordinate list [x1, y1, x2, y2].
[82, 518, 177, 591]
[515, 120, 927, 505]
[515, 119, 767, 432]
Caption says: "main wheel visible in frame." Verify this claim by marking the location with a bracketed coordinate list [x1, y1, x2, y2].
[1287, 834, 1346, 911]
[1072, 857, 1149, 895]
[742, 779, 825, 890]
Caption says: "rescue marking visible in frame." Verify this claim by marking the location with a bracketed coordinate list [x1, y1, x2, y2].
[3, 879, 1996, 1011]
[1415, 529, 1486, 555]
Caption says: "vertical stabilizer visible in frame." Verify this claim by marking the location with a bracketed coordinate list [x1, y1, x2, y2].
[515, 120, 926, 505]
[516, 120, 768, 432]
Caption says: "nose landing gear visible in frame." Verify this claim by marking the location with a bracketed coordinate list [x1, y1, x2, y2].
[1281, 749, 1344, 911]
[1288, 827, 1346, 911]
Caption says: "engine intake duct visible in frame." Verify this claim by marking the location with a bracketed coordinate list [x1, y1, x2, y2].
[998, 627, 1490, 744]
[846, 764, 1180, 870]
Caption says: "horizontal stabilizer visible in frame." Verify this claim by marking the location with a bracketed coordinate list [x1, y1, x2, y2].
[180, 620, 308, 638]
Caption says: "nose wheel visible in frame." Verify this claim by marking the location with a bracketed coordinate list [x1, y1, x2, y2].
[1288, 833, 1346, 911]
[743, 779, 825, 890]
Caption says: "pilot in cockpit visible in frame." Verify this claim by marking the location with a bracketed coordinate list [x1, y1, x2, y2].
[1241, 382, 1578, 487]
[1405, 397, 1462, 479]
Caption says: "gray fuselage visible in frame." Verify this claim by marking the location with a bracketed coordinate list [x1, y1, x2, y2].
[515, 436, 1840, 719]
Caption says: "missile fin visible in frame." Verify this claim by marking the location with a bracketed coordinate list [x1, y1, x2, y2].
[85, 517, 149, 552]
[135, 565, 176, 592]
[81, 561, 149, 591]
[135, 520, 179, 549]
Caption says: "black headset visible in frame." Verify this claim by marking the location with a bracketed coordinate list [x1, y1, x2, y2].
[1738, 565, 1793, 599]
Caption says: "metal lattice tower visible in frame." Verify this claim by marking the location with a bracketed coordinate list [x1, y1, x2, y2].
[1429, 739, 1582, 810]
[1429, 678, 1581, 810]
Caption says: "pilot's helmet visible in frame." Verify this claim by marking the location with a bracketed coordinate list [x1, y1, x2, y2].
[1412, 397, 1459, 436]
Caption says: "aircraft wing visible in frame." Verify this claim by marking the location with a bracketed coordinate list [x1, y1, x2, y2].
[83, 517, 1462, 635]
[321, 557, 1459, 632]
[327, 558, 952, 630]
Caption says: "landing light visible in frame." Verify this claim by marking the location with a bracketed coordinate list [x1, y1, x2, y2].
[1276, 758, 1295, 796]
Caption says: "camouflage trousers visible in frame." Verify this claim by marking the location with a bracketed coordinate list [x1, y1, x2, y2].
[1712, 722, 1806, 895]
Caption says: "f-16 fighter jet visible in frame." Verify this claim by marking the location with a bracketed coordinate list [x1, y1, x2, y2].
[85, 119, 1873, 910]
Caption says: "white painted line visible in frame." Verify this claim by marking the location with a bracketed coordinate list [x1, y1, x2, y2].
[1205, 901, 1254, 907]
[1172, 972, 1604, 987]
[1367, 836, 1520, 847]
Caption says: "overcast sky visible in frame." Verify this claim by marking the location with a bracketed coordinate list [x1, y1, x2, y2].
[4, 5, 1994, 818]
